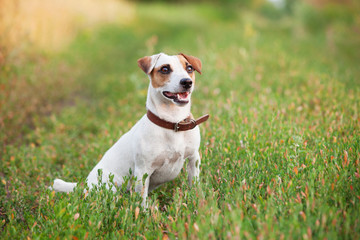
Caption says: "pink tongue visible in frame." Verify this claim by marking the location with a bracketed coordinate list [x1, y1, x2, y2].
[177, 92, 188, 100]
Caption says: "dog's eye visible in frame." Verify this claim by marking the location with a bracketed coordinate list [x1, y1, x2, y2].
[160, 66, 170, 74]
[186, 66, 194, 73]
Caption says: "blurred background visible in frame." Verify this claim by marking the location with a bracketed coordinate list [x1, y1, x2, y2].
[1, 0, 358, 52]
[0, 0, 359, 147]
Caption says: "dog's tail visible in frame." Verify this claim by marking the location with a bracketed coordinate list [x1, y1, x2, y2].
[52, 178, 77, 192]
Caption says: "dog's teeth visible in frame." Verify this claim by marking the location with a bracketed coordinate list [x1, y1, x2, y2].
[177, 92, 188, 100]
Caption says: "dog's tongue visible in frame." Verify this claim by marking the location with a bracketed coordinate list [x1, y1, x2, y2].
[165, 92, 177, 98]
[177, 92, 189, 100]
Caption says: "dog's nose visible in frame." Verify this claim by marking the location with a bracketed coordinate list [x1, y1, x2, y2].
[180, 78, 193, 89]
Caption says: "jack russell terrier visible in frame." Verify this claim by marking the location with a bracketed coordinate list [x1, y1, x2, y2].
[52, 53, 209, 206]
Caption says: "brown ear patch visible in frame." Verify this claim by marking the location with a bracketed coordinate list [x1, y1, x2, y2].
[137, 56, 152, 74]
[179, 53, 202, 74]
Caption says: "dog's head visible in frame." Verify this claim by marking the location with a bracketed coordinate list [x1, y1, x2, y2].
[138, 53, 202, 105]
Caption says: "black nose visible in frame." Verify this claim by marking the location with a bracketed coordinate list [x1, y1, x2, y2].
[180, 78, 193, 89]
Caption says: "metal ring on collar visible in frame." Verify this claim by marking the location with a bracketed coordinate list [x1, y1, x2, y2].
[174, 121, 180, 132]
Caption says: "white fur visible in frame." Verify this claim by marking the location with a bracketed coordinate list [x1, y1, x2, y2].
[52, 53, 201, 207]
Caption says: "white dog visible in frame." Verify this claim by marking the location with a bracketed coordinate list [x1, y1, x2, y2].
[52, 53, 209, 206]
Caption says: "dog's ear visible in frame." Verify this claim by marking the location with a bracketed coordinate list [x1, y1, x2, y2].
[179, 53, 202, 74]
[137, 53, 162, 75]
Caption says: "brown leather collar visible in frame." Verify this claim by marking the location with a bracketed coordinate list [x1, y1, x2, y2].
[147, 110, 209, 132]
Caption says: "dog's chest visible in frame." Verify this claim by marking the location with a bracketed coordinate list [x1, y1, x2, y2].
[148, 134, 194, 189]
[151, 143, 185, 171]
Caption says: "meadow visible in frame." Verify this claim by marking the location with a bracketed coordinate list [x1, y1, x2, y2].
[1, 2, 359, 239]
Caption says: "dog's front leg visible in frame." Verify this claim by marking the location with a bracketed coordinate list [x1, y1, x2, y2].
[187, 151, 201, 186]
[134, 168, 151, 208]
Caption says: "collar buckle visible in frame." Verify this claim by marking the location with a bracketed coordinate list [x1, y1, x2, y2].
[174, 122, 180, 132]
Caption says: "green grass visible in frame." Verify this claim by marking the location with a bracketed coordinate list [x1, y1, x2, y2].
[1, 3, 359, 239]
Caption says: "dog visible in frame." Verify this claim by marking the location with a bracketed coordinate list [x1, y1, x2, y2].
[52, 53, 209, 206]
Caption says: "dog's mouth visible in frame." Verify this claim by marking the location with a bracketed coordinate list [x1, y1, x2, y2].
[162, 91, 190, 104]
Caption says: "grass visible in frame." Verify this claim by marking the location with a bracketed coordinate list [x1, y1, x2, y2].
[1, 2, 360, 239]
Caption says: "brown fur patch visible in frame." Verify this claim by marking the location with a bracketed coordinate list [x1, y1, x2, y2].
[178, 53, 202, 74]
[150, 66, 171, 88]
[177, 55, 196, 83]
[152, 153, 166, 168]
[151, 152, 181, 168]
[169, 152, 181, 164]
